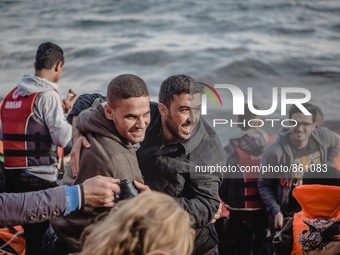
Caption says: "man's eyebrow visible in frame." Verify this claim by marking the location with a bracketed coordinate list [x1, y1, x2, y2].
[123, 110, 150, 118]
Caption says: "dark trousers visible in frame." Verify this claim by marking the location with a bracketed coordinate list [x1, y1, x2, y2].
[41, 225, 69, 255]
[230, 210, 270, 255]
[4, 169, 57, 255]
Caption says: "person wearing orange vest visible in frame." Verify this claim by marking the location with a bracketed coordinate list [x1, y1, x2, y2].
[0, 42, 72, 255]
[219, 104, 271, 255]
[291, 185, 340, 255]
[258, 103, 339, 234]
[273, 167, 340, 255]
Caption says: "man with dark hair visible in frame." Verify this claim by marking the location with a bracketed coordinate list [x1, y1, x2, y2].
[0, 42, 71, 255]
[258, 103, 339, 231]
[45, 74, 148, 255]
[137, 74, 225, 255]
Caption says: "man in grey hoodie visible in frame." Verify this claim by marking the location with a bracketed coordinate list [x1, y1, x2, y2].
[258, 103, 339, 232]
[0, 42, 72, 255]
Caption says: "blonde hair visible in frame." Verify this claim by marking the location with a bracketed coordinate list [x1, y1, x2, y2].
[74, 191, 195, 255]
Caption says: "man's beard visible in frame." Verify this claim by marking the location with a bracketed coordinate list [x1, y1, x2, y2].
[165, 114, 190, 142]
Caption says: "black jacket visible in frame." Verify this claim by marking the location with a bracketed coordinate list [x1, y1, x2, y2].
[137, 103, 225, 255]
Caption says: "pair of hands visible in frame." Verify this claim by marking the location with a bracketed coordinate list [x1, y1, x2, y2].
[82, 175, 150, 208]
[71, 136, 221, 223]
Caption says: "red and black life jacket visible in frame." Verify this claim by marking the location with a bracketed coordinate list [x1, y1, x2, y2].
[0, 88, 58, 169]
[233, 145, 264, 210]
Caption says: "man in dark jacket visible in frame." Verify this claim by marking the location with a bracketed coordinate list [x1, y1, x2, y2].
[258, 103, 339, 231]
[137, 75, 225, 255]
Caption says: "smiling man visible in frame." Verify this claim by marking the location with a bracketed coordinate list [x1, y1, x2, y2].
[258, 103, 339, 232]
[45, 74, 148, 255]
[137, 75, 225, 255]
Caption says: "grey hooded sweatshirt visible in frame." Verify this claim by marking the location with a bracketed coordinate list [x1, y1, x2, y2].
[258, 127, 339, 218]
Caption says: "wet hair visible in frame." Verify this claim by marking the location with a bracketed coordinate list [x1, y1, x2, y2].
[107, 74, 149, 108]
[288, 103, 317, 123]
[314, 105, 324, 127]
[76, 192, 195, 255]
[158, 74, 201, 106]
[34, 42, 64, 71]
[237, 103, 259, 131]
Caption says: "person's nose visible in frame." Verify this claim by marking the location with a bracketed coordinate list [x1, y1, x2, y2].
[136, 116, 147, 128]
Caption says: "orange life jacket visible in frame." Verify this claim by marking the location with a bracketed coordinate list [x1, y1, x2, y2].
[291, 185, 340, 255]
[0, 226, 25, 255]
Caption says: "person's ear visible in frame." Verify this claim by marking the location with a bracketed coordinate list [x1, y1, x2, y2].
[158, 103, 169, 119]
[312, 122, 316, 130]
[104, 103, 114, 120]
[54, 61, 63, 72]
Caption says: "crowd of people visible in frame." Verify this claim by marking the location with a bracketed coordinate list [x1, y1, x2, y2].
[0, 42, 339, 255]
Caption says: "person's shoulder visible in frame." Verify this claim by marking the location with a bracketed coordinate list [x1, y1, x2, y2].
[262, 139, 284, 158]
[35, 90, 60, 107]
[313, 126, 337, 142]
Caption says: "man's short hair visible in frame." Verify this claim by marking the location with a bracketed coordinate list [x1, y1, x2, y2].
[158, 74, 201, 106]
[288, 103, 317, 122]
[107, 74, 149, 107]
[34, 42, 64, 71]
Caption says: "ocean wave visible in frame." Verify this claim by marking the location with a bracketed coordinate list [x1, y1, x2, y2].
[214, 59, 279, 78]
[116, 50, 172, 66]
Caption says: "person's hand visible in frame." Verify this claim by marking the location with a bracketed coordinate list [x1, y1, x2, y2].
[82, 176, 120, 207]
[133, 180, 151, 192]
[62, 89, 78, 114]
[70, 135, 91, 178]
[211, 202, 222, 224]
[274, 212, 284, 230]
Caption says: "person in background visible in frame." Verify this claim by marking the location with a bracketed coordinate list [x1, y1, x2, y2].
[219, 104, 271, 255]
[272, 166, 340, 255]
[75, 191, 195, 255]
[0, 42, 72, 255]
[258, 103, 338, 232]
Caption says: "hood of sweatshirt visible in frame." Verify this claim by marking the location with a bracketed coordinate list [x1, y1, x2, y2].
[293, 184, 340, 219]
[17, 75, 58, 97]
[76, 98, 133, 149]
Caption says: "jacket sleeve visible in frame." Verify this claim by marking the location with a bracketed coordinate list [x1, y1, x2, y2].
[174, 172, 221, 229]
[37, 90, 72, 148]
[258, 145, 282, 217]
[0, 186, 67, 226]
